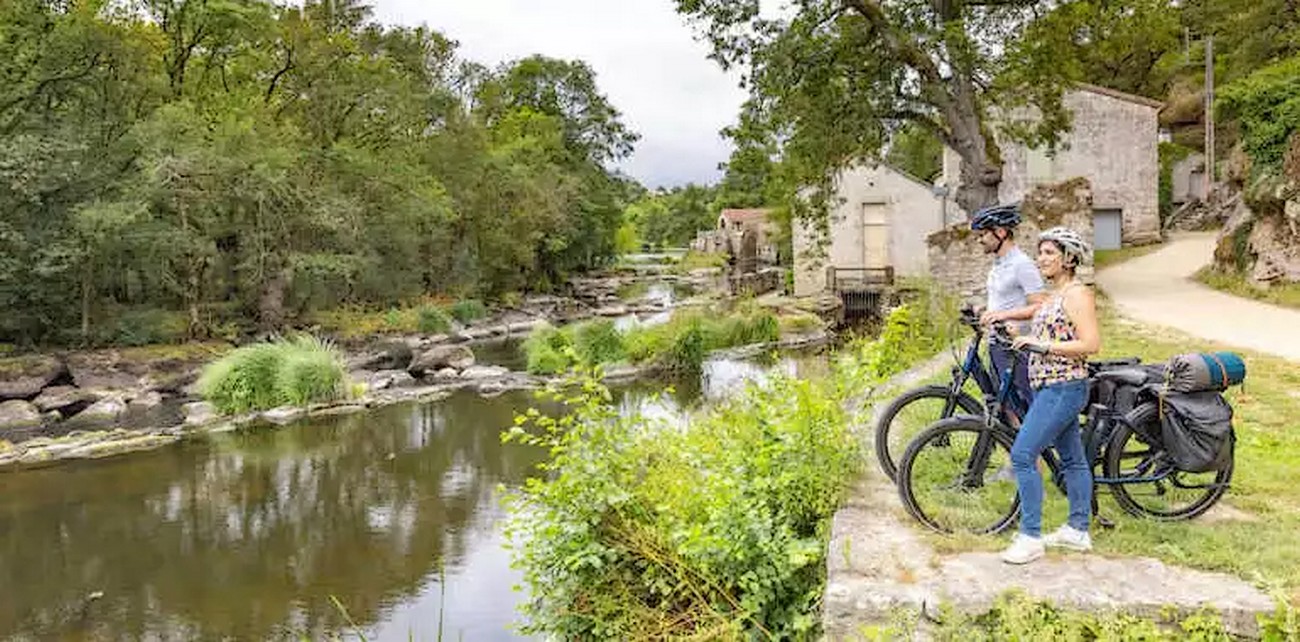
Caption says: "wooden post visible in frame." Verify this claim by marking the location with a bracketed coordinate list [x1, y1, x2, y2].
[1205, 35, 1215, 196]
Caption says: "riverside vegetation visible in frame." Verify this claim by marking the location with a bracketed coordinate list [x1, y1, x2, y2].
[196, 334, 351, 414]
[502, 287, 962, 640]
[521, 304, 784, 375]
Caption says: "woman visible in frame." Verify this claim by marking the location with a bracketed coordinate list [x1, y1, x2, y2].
[1000, 226, 1101, 565]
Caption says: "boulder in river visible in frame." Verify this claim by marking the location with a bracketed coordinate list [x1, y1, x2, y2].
[33, 386, 100, 414]
[182, 401, 217, 426]
[409, 345, 475, 375]
[68, 396, 128, 426]
[0, 355, 67, 401]
[0, 400, 42, 431]
[350, 340, 414, 371]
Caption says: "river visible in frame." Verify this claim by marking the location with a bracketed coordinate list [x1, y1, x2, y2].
[0, 349, 827, 641]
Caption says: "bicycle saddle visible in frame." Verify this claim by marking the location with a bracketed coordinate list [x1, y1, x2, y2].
[1093, 368, 1151, 387]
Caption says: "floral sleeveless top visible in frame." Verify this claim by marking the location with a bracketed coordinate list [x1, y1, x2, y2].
[1028, 284, 1090, 388]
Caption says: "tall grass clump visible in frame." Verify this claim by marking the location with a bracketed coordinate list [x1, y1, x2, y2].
[448, 299, 488, 323]
[503, 367, 862, 640]
[523, 322, 576, 375]
[573, 319, 626, 365]
[417, 305, 453, 334]
[197, 334, 349, 414]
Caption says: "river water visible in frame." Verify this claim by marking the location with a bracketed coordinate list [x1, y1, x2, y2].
[0, 350, 827, 641]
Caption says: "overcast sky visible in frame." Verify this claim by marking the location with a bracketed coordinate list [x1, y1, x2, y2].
[369, 0, 750, 189]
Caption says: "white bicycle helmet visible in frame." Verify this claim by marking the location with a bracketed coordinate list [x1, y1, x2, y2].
[1038, 226, 1091, 266]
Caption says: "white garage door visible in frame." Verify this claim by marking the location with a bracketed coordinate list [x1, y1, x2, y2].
[1094, 209, 1123, 251]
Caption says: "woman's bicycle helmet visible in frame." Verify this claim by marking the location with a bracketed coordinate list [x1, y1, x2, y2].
[970, 203, 1021, 231]
[1038, 226, 1091, 266]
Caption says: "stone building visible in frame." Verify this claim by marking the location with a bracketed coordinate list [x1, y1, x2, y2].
[941, 83, 1163, 250]
[792, 163, 964, 297]
[691, 208, 778, 264]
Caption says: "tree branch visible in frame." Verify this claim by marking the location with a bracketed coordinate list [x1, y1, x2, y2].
[265, 44, 294, 104]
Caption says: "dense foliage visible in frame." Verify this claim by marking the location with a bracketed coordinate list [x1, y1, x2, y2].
[504, 288, 959, 639]
[522, 305, 782, 375]
[0, 0, 638, 347]
[1217, 56, 1300, 176]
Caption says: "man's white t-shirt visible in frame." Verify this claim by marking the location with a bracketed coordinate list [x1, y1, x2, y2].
[986, 246, 1045, 333]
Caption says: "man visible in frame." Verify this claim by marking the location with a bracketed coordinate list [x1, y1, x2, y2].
[972, 203, 1046, 410]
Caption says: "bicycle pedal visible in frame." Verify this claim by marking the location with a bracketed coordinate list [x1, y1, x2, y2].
[1094, 514, 1117, 530]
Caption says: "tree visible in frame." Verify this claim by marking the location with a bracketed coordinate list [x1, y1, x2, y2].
[885, 123, 942, 182]
[675, 0, 1077, 215]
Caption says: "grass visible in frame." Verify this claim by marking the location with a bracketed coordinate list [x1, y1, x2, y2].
[1094, 242, 1166, 269]
[895, 298, 1300, 605]
[197, 334, 351, 414]
[670, 250, 728, 274]
[522, 306, 783, 375]
[309, 297, 490, 339]
[1195, 266, 1300, 311]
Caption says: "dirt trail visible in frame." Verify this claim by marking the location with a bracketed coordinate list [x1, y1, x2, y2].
[1095, 232, 1300, 361]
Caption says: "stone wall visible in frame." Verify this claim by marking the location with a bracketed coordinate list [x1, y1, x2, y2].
[927, 178, 1096, 306]
[942, 85, 1161, 247]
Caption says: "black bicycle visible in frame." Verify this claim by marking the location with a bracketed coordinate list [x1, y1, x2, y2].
[895, 325, 1234, 535]
[873, 305, 1135, 482]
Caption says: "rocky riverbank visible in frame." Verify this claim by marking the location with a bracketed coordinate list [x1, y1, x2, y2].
[0, 328, 830, 471]
[0, 271, 720, 441]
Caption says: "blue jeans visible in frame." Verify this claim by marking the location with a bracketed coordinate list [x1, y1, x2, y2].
[989, 342, 1033, 414]
[1011, 378, 1092, 537]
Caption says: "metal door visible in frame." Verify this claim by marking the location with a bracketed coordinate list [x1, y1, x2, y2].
[1093, 209, 1123, 250]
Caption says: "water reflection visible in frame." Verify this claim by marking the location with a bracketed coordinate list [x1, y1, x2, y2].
[0, 350, 825, 641]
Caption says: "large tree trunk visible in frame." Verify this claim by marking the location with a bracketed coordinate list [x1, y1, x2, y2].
[257, 267, 291, 333]
[946, 73, 1004, 215]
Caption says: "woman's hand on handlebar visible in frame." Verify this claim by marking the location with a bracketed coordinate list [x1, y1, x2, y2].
[1012, 335, 1049, 355]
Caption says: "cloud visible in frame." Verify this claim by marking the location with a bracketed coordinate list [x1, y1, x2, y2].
[370, 0, 749, 188]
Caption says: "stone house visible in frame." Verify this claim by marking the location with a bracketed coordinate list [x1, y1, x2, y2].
[693, 208, 778, 264]
[941, 83, 1163, 250]
[792, 163, 964, 297]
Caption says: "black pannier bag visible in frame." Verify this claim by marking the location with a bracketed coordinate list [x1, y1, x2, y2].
[1159, 391, 1235, 473]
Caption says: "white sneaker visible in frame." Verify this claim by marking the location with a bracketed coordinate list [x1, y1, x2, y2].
[1043, 525, 1093, 551]
[1000, 533, 1045, 565]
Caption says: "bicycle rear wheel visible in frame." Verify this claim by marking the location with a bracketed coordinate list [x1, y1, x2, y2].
[874, 384, 983, 482]
[1105, 402, 1233, 520]
[897, 417, 1020, 535]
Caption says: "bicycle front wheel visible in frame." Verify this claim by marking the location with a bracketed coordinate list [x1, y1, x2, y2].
[874, 384, 983, 482]
[897, 417, 1020, 535]
[1104, 402, 1233, 520]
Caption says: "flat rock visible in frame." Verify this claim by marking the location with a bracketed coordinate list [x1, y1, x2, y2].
[261, 406, 304, 425]
[33, 386, 99, 413]
[594, 305, 629, 317]
[508, 320, 543, 334]
[409, 345, 475, 375]
[67, 397, 127, 425]
[0, 355, 66, 400]
[460, 365, 510, 380]
[433, 368, 460, 381]
[0, 400, 42, 430]
[366, 369, 415, 391]
[182, 401, 217, 426]
[349, 340, 414, 371]
[128, 391, 164, 413]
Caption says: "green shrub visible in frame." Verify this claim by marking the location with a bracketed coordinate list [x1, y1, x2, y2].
[197, 334, 349, 414]
[503, 369, 862, 639]
[417, 305, 453, 334]
[448, 299, 488, 323]
[665, 316, 711, 372]
[523, 323, 578, 374]
[572, 319, 626, 365]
